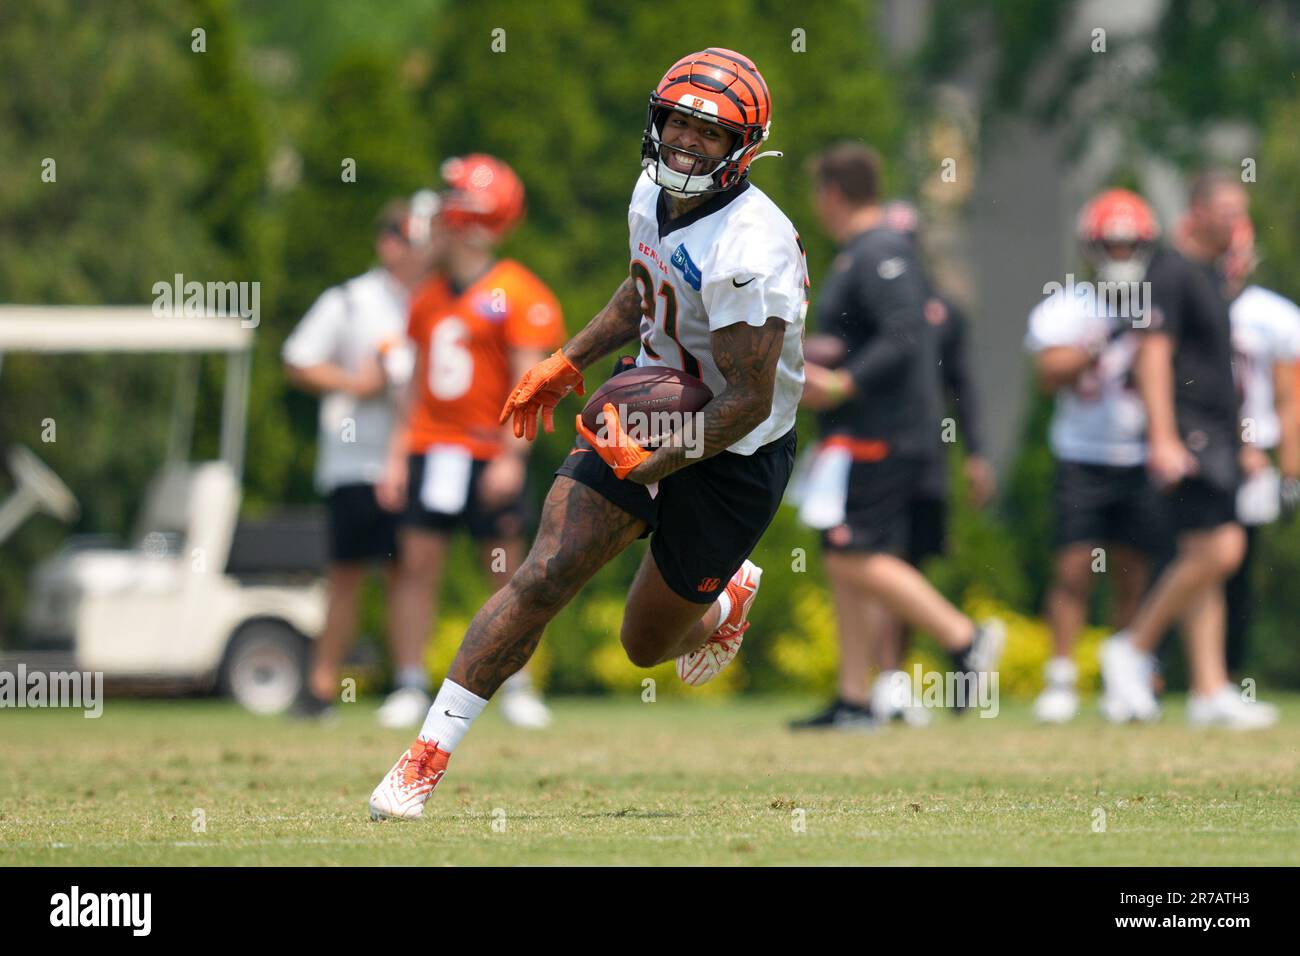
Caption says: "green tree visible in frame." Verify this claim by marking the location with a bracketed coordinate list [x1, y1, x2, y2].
[0, 0, 272, 640]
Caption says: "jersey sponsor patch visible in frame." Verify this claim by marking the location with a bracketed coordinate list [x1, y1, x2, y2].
[670, 243, 703, 291]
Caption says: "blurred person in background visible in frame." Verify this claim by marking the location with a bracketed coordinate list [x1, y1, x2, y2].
[790, 143, 1004, 732]
[1023, 190, 1169, 724]
[375, 154, 565, 730]
[1100, 170, 1277, 729]
[865, 199, 996, 725]
[282, 199, 425, 719]
[1222, 215, 1300, 677]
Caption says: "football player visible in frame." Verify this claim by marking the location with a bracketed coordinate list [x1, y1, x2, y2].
[1099, 171, 1277, 728]
[1024, 190, 1169, 723]
[374, 155, 565, 730]
[369, 48, 807, 819]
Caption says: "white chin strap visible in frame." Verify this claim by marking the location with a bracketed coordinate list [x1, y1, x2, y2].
[651, 156, 708, 197]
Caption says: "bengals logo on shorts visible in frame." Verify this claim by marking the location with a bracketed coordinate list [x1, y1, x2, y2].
[696, 577, 722, 593]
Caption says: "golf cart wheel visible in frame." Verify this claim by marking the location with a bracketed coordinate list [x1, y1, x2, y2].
[218, 620, 307, 715]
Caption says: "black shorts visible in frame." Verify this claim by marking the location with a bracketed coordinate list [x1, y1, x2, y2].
[821, 455, 928, 556]
[908, 496, 948, 565]
[1167, 477, 1238, 534]
[1053, 460, 1170, 554]
[555, 427, 797, 604]
[403, 454, 530, 540]
[327, 484, 399, 564]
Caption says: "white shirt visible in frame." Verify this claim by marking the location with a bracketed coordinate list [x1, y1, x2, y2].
[1231, 284, 1300, 450]
[282, 268, 414, 492]
[1024, 283, 1146, 466]
[627, 171, 808, 455]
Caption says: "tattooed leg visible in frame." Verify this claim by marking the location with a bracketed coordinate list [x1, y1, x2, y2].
[447, 476, 646, 697]
[619, 548, 722, 667]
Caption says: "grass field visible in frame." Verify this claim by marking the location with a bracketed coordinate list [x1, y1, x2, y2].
[1, 695, 1298, 865]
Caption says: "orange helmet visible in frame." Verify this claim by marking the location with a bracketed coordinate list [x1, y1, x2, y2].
[436, 153, 525, 239]
[1077, 188, 1160, 282]
[641, 48, 775, 196]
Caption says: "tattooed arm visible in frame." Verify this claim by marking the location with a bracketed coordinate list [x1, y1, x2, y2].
[626, 316, 786, 484]
[562, 277, 644, 371]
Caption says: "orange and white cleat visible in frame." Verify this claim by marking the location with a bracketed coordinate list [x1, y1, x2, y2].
[676, 560, 762, 686]
[368, 737, 450, 821]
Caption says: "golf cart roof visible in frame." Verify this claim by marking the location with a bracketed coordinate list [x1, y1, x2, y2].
[0, 307, 253, 354]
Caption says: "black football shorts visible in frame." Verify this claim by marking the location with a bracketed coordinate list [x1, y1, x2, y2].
[403, 454, 531, 541]
[555, 425, 796, 605]
[327, 483, 399, 564]
[1053, 460, 1171, 554]
[820, 454, 926, 557]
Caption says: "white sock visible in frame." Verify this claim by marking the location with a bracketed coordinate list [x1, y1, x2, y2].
[396, 666, 430, 692]
[1044, 656, 1077, 688]
[418, 679, 488, 752]
[714, 591, 733, 628]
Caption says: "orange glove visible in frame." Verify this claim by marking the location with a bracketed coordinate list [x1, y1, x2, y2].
[499, 349, 586, 441]
[574, 402, 652, 479]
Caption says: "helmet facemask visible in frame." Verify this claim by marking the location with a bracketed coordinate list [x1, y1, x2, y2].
[1082, 238, 1155, 285]
[641, 100, 765, 197]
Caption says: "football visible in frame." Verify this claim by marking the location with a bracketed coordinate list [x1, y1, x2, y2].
[580, 364, 713, 446]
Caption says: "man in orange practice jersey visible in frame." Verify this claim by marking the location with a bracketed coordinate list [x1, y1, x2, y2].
[375, 155, 565, 730]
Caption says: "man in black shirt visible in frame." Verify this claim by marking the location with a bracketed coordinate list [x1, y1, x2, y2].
[1100, 170, 1277, 728]
[866, 201, 996, 722]
[791, 144, 1003, 730]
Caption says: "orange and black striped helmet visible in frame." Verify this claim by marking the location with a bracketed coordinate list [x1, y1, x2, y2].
[641, 48, 776, 197]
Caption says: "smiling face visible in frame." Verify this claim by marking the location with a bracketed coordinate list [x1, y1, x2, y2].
[658, 109, 736, 178]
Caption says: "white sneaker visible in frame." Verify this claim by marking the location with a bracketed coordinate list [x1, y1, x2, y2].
[1034, 685, 1080, 723]
[376, 686, 432, 730]
[1099, 634, 1160, 722]
[677, 560, 760, 686]
[368, 737, 450, 821]
[1034, 657, 1079, 724]
[871, 670, 909, 721]
[965, 618, 1007, 673]
[870, 670, 931, 726]
[498, 672, 552, 729]
[1187, 685, 1279, 730]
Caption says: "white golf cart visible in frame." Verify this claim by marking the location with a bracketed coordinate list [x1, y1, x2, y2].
[0, 306, 326, 714]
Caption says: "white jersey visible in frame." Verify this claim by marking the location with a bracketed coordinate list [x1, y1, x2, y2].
[282, 268, 414, 492]
[627, 171, 808, 455]
[1231, 284, 1300, 450]
[1024, 283, 1146, 466]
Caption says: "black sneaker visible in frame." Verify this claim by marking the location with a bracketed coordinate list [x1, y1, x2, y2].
[289, 692, 337, 721]
[788, 698, 877, 732]
[949, 618, 1006, 712]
